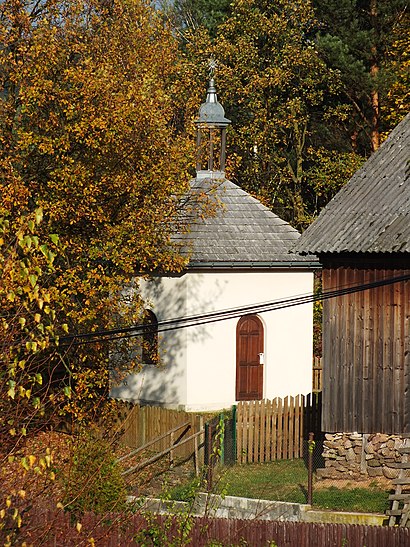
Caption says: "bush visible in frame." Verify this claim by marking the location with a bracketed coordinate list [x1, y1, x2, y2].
[168, 476, 202, 503]
[63, 433, 127, 516]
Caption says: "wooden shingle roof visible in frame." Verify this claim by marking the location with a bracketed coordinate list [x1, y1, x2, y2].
[294, 113, 410, 255]
[175, 178, 318, 269]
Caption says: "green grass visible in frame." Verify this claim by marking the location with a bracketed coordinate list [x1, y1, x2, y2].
[313, 485, 390, 513]
[218, 460, 308, 504]
[170, 459, 390, 514]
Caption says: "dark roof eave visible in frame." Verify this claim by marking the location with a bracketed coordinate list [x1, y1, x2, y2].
[186, 260, 321, 271]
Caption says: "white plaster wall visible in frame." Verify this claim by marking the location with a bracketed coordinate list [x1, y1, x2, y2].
[183, 271, 314, 411]
[110, 270, 314, 410]
[109, 276, 189, 407]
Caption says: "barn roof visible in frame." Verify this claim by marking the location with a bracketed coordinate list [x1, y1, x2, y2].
[174, 177, 318, 269]
[293, 113, 410, 255]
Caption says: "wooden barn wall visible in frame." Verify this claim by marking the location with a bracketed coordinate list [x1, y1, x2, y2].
[322, 268, 410, 435]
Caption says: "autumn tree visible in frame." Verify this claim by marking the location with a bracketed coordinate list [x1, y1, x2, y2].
[202, 0, 362, 228]
[0, 0, 207, 421]
[0, 208, 63, 437]
[382, 17, 410, 129]
[0, 0, 216, 537]
[175, 0, 409, 228]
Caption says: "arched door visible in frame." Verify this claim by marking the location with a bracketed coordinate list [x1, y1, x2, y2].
[236, 315, 264, 401]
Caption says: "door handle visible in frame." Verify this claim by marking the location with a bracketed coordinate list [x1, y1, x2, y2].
[258, 352, 265, 364]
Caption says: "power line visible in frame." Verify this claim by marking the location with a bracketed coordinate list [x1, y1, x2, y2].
[59, 273, 410, 347]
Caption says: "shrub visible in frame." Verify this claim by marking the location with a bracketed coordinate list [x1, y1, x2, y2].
[63, 433, 127, 516]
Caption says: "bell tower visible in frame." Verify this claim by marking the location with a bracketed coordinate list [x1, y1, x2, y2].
[195, 61, 231, 179]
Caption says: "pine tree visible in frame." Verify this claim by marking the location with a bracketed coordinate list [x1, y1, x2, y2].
[313, 0, 409, 152]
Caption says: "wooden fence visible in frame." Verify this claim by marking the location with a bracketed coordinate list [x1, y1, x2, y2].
[236, 393, 322, 464]
[118, 393, 322, 467]
[13, 509, 410, 546]
[119, 404, 210, 461]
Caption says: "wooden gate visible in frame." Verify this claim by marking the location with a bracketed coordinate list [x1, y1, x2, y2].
[236, 393, 322, 463]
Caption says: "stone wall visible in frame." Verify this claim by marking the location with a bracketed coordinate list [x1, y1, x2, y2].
[136, 494, 387, 525]
[318, 432, 406, 480]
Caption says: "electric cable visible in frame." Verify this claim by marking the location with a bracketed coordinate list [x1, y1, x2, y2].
[59, 272, 410, 347]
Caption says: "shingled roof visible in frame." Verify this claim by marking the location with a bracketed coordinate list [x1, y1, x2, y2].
[174, 178, 318, 269]
[294, 113, 410, 255]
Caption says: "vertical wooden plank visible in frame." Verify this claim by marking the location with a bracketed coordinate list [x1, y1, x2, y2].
[404, 276, 410, 433]
[136, 404, 141, 447]
[141, 405, 146, 447]
[270, 398, 277, 461]
[254, 400, 260, 463]
[270, 398, 276, 461]
[247, 401, 254, 463]
[366, 269, 376, 434]
[294, 395, 301, 459]
[344, 268, 353, 431]
[151, 406, 155, 448]
[383, 275, 394, 434]
[393, 276, 403, 434]
[287, 396, 294, 459]
[260, 399, 266, 463]
[338, 267, 348, 432]
[283, 396, 291, 460]
[277, 397, 283, 460]
[322, 268, 333, 432]
[353, 269, 363, 434]
[123, 405, 131, 447]
[147, 406, 152, 447]
[265, 399, 272, 462]
[374, 270, 384, 434]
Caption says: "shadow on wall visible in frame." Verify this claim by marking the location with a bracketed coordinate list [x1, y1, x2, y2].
[111, 273, 227, 406]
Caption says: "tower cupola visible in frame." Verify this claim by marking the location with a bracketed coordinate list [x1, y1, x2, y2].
[195, 62, 231, 179]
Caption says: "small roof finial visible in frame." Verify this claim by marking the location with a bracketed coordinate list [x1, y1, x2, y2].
[209, 58, 217, 80]
[196, 59, 231, 127]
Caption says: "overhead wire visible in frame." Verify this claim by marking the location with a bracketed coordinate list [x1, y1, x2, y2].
[59, 272, 410, 347]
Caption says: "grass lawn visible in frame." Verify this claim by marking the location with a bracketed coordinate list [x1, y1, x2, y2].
[216, 460, 391, 513]
[170, 459, 391, 514]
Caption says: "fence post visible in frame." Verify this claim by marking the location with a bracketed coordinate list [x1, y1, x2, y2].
[232, 405, 237, 463]
[194, 435, 199, 477]
[308, 432, 315, 505]
[205, 422, 213, 490]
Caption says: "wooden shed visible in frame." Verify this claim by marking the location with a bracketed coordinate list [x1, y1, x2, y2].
[294, 113, 410, 434]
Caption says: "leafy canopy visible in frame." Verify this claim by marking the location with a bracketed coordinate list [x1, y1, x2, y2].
[0, 0, 209, 420]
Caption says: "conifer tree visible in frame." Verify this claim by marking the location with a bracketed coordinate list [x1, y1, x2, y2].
[313, 0, 409, 153]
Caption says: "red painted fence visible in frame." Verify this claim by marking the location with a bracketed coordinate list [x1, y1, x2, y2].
[10, 508, 410, 546]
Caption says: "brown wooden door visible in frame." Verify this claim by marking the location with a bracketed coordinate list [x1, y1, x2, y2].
[236, 315, 264, 401]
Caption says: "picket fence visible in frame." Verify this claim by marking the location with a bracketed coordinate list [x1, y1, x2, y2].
[118, 393, 322, 467]
[236, 393, 322, 464]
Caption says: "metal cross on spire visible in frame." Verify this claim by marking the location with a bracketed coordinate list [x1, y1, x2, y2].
[208, 58, 217, 79]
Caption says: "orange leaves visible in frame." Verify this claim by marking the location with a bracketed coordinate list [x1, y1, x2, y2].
[0, 0, 215, 425]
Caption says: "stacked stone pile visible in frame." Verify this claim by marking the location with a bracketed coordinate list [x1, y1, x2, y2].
[318, 432, 405, 480]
